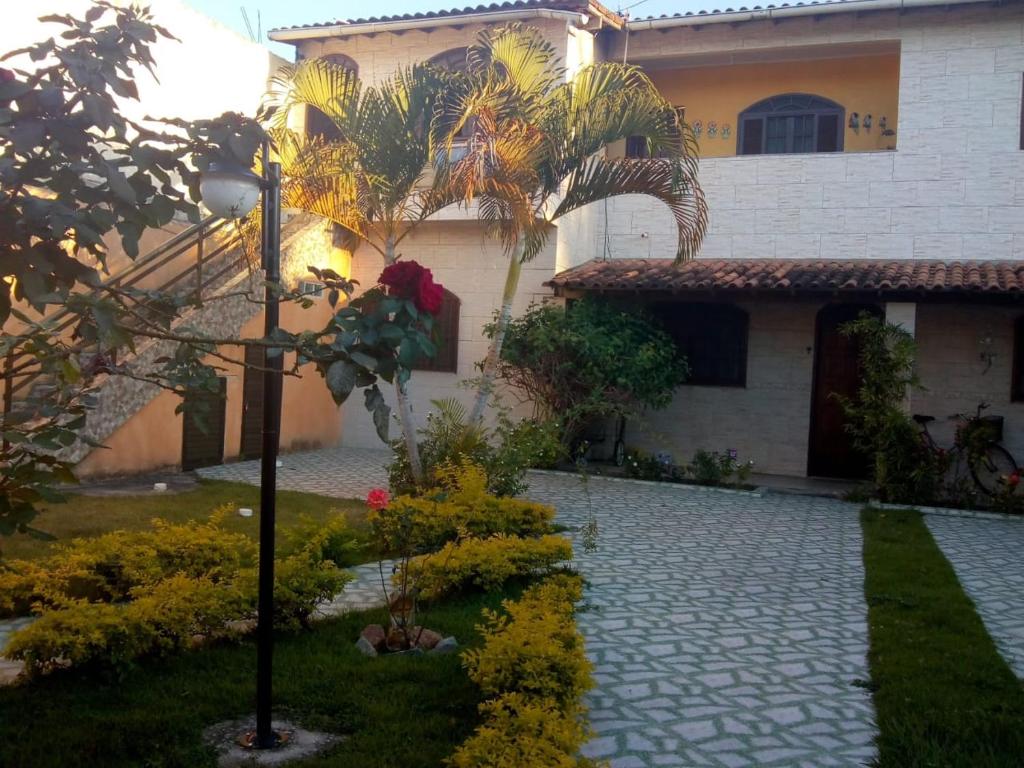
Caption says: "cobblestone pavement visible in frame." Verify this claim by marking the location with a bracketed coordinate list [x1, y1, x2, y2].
[196, 446, 391, 499]
[926, 514, 1024, 678]
[525, 472, 876, 768]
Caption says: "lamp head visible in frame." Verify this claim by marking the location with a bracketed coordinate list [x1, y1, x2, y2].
[199, 161, 261, 219]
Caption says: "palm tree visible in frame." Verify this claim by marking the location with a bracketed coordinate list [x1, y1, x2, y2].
[439, 25, 708, 424]
[259, 59, 461, 482]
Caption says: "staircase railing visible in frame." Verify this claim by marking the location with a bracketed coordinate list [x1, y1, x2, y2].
[2, 214, 247, 415]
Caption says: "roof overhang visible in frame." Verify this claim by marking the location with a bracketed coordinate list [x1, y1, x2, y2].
[547, 258, 1024, 304]
[625, 0, 1000, 32]
[269, 1, 622, 44]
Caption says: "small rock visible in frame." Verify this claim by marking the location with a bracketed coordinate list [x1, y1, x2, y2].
[360, 624, 387, 652]
[355, 636, 378, 657]
[431, 636, 459, 655]
[386, 626, 413, 652]
[412, 627, 443, 650]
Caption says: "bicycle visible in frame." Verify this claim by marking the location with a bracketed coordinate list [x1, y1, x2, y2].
[913, 402, 1019, 497]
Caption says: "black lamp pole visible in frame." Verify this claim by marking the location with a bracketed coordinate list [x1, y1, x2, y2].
[255, 139, 283, 749]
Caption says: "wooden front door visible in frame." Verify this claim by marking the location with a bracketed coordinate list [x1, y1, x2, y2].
[240, 346, 265, 460]
[181, 377, 226, 471]
[807, 303, 881, 478]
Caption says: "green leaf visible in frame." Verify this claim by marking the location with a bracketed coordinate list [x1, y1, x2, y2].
[325, 360, 357, 403]
[350, 350, 377, 371]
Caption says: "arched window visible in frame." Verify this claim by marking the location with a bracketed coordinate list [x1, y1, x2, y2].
[428, 48, 473, 155]
[306, 54, 358, 142]
[428, 47, 469, 73]
[413, 289, 460, 373]
[650, 302, 748, 387]
[737, 93, 844, 155]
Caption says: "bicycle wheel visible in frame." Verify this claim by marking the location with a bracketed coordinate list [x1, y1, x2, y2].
[970, 444, 1019, 496]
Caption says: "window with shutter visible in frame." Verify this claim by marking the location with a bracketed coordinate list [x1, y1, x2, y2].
[650, 302, 749, 387]
[305, 54, 358, 143]
[737, 94, 844, 155]
[413, 289, 460, 373]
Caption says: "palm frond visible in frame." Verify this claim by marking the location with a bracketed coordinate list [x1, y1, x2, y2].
[548, 157, 708, 261]
[260, 58, 360, 132]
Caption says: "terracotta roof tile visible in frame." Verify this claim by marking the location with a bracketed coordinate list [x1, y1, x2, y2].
[270, 0, 607, 32]
[546, 259, 1024, 296]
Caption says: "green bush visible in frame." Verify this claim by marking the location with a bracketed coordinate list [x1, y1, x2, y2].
[402, 534, 572, 599]
[389, 399, 564, 497]
[836, 314, 940, 504]
[3, 513, 355, 672]
[0, 508, 254, 615]
[688, 449, 753, 488]
[489, 299, 687, 447]
[371, 462, 556, 553]
[447, 693, 593, 768]
[624, 450, 679, 482]
[5, 574, 252, 675]
[448, 575, 596, 768]
[464, 575, 590, 705]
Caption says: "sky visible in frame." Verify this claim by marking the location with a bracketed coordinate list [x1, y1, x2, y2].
[185, 0, 720, 57]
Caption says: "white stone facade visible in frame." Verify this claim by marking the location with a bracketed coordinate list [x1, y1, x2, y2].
[598, 4, 1024, 265]
[282, 3, 1024, 477]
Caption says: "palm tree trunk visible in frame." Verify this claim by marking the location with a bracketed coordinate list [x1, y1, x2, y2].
[470, 238, 524, 425]
[384, 237, 425, 483]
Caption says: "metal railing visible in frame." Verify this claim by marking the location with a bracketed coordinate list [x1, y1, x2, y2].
[2, 215, 247, 407]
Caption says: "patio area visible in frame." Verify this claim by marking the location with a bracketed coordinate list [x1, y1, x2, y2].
[201, 450, 880, 766]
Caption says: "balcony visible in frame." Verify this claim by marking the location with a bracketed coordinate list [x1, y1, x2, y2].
[612, 41, 900, 161]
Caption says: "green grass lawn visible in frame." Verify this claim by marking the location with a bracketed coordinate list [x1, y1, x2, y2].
[0, 586, 517, 768]
[3, 480, 374, 563]
[861, 507, 1024, 767]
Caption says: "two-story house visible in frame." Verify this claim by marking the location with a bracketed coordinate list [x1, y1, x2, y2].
[270, 0, 1024, 480]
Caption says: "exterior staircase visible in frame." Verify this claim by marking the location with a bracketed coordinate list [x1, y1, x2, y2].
[2, 213, 325, 466]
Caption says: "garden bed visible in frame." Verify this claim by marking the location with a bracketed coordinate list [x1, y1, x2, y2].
[0, 592, 512, 768]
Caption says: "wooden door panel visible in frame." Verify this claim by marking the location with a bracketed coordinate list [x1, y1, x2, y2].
[181, 378, 226, 471]
[807, 303, 880, 478]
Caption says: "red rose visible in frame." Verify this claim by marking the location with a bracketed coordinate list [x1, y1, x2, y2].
[1009, 473, 1020, 488]
[415, 270, 444, 315]
[366, 488, 391, 510]
[379, 261, 425, 300]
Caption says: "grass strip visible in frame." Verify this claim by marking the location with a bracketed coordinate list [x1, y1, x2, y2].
[2, 480, 374, 563]
[861, 507, 1024, 767]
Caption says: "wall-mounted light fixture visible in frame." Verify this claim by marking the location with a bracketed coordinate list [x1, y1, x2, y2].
[707, 120, 718, 138]
[721, 123, 731, 140]
[692, 120, 703, 138]
[863, 113, 873, 131]
[848, 112, 860, 131]
[979, 329, 997, 374]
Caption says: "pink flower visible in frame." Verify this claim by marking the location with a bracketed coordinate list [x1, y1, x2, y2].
[366, 488, 391, 510]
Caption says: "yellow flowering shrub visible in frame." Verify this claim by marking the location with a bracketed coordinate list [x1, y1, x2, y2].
[463, 575, 591, 705]
[0, 507, 254, 614]
[447, 575, 600, 768]
[3, 514, 354, 672]
[401, 534, 572, 599]
[370, 462, 555, 553]
[447, 693, 591, 768]
[6, 574, 251, 675]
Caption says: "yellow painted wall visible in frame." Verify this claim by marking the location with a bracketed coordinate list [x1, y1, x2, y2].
[76, 227, 352, 477]
[646, 53, 900, 158]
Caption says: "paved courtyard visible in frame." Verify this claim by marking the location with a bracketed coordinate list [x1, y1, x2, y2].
[205, 450, 878, 767]
[7, 447, 1020, 765]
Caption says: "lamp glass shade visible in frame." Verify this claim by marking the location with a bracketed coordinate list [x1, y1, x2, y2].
[199, 164, 261, 219]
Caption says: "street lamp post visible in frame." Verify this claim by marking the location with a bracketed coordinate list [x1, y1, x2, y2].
[200, 140, 283, 750]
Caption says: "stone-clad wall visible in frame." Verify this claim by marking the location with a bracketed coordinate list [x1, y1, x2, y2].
[596, 4, 1024, 266]
[338, 221, 558, 450]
